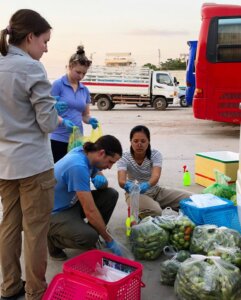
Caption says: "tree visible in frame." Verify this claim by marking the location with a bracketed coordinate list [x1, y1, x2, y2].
[143, 63, 160, 70]
[143, 58, 186, 70]
[160, 58, 186, 70]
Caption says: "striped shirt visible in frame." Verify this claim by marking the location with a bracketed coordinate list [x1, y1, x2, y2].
[117, 149, 162, 191]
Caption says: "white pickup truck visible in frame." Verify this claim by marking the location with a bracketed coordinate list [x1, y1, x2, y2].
[82, 66, 179, 110]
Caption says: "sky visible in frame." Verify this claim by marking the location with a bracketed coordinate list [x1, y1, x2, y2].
[1, 0, 241, 79]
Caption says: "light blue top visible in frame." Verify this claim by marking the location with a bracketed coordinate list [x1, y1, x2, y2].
[50, 75, 91, 143]
[0, 45, 58, 179]
[53, 147, 98, 213]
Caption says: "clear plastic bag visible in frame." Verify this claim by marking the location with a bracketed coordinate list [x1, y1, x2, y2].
[129, 182, 140, 225]
[190, 225, 241, 255]
[208, 245, 241, 268]
[160, 248, 191, 286]
[130, 217, 169, 260]
[175, 255, 241, 300]
[203, 169, 236, 200]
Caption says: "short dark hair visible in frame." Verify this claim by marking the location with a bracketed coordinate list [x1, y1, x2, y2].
[130, 125, 151, 160]
[0, 9, 52, 56]
[84, 135, 122, 157]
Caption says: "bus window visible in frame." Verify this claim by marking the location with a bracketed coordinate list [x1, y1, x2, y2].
[193, 3, 241, 124]
[207, 17, 241, 62]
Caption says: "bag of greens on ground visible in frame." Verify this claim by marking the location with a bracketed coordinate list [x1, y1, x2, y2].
[207, 245, 241, 268]
[169, 215, 195, 250]
[190, 225, 241, 255]
[160, 248, 191, 286]
[203, 169, 236, 200]
[175, 255, 241, 300]
[153, 214, 176, 231]
[130, 217, 169, 260]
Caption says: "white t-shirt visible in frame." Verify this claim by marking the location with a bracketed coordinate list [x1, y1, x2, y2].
[117, 149, 162, 191]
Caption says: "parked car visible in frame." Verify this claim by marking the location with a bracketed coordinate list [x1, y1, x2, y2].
[178, 86, 188, 107]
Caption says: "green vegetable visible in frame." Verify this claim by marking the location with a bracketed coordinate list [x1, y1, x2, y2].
[175, 257, 241, 299]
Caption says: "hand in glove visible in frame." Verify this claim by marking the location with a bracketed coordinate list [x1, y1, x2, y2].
[88, 117, 99, 129]
[92, 175, 108, 189]
[106, 240, 122, 256]
[139, 182, 151, 194]
[123, 181, 134, 193]
[53, 96, 68, 114]
[62, 119, 75, 133]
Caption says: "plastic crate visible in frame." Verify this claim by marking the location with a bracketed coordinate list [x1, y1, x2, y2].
[63, 250, 144, 300]
[203, 206, 241, 233]
[42, 273, 108, 300]
[180, 198, 234, 225]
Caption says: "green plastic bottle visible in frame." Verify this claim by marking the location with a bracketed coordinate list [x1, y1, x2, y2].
[183, 165, 191, 186]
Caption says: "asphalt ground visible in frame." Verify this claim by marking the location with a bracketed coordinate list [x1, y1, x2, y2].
[0, 104, 240, 299]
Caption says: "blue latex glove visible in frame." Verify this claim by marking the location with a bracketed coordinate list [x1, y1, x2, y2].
[123, 181, 134, 193]
[106, 240, 122, 256]
[53, 96, 68, 114]
[62, 119, 75, 133]
[139, 182, 151, 194]
[92, 175, 108, 189]
[88, 117, 99, 129]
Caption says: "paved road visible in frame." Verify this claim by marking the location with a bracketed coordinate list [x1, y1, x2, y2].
[0, 104, 240, 299]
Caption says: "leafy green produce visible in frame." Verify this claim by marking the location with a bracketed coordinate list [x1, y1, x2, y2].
[160, 250, 191, 286]
[153, 215, 176, 231]
[190, 225, 241, 254]
[208, 246, 241, 268]
[130, 217, 169, 260]
[169, 216, 195, 250]
[175, 256, 241, 300]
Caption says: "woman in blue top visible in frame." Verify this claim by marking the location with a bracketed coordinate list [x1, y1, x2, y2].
[50, 45, 98, 162]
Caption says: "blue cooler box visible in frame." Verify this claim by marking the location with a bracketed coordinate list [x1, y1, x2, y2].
[180, 198, 237, 228]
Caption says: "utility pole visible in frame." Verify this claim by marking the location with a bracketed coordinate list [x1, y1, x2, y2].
[158, 49, 161, 68]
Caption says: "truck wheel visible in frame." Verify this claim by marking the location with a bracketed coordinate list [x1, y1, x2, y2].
[136, 103, 147, 108]
[108, 102, 115, 110]
[180, 96, 188, 107]
[97, 97, 111, 111]
[153, 97, 167, 110]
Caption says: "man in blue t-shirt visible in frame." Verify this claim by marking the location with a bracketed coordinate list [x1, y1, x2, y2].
[48, 135, 123, 260]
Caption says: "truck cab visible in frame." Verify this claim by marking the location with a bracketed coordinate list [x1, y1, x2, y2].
[151, 71, 179, 109]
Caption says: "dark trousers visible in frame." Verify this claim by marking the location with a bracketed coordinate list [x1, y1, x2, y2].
[50, 140, 68, 163]
[47, 188, 118, 253]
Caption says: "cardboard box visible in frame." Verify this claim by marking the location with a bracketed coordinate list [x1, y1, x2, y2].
[195, 151, 239, 187]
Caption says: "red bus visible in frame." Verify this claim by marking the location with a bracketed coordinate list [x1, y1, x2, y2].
[193, 3, 241, 124]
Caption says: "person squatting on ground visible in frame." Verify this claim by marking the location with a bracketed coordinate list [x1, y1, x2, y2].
[50, 45, 99, 163]
[0, 9, 70, 300]
[117, 125, 192, 219]
[48, 135, 123, 260]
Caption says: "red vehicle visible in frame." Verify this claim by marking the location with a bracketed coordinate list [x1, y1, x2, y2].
[193, 3, 241, 124]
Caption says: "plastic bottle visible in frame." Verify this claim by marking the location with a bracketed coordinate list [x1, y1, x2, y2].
[183, 165, 191, 186]
[125, 206, 131, 236]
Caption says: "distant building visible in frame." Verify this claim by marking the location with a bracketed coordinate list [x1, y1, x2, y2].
[105, 52, 134, 67]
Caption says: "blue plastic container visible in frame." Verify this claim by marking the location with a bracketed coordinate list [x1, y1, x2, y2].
[180, 198, 234, 225]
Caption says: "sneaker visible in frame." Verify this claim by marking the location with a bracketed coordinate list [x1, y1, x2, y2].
[1, 281, 25, 300]
[49, 249, 67, 261]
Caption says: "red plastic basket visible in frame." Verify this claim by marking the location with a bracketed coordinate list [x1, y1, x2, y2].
[63, 250, 144, 300]
[42, 273, 108, 300]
